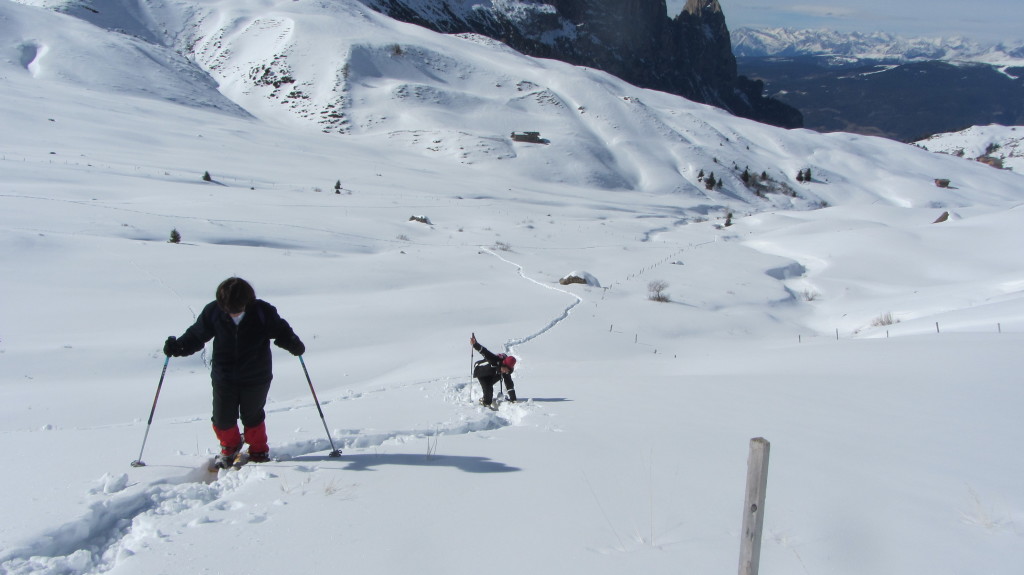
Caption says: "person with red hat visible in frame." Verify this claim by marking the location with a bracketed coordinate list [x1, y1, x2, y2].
[470, 333, 517, 407]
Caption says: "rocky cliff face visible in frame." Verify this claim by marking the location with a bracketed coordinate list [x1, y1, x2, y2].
[359, 0, 803, 128]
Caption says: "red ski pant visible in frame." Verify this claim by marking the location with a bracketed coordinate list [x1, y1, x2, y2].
[211, 379, 271, 453]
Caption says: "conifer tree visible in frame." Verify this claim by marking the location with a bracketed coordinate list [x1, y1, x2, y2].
[705, 172, 717, 190]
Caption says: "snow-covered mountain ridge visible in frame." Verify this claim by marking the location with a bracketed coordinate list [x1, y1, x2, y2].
[357, 0, 803, 128]
[8, 0, 1020, 207]
[733, 27, 1024, 66]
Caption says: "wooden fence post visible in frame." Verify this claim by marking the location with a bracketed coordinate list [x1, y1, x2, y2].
[739, 437, 770, 575]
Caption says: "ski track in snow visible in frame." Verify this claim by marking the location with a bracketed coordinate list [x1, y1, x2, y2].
[1, 242, 681, 574]
[0, 249, 577, 575]
[1, 222, 716, 575]
[0, 377, 535, 575]
[480, 246, 583, 355]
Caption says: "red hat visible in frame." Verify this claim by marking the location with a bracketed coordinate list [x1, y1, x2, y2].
[502, 355, 517, 371]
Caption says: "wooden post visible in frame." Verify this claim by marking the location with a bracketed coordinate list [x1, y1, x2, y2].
[739, 437, 770, 575]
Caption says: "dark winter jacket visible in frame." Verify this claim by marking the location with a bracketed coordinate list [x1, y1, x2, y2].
[176, 299, 303, 385]
[473, 343, 514, 388]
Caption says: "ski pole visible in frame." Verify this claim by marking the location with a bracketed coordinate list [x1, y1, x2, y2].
[131, 355, 170, 467]
[469, 338, 475, 401]
[299, 355, 342, 457]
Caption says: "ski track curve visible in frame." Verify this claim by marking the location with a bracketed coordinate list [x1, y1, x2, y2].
[479, 247, 583, 355]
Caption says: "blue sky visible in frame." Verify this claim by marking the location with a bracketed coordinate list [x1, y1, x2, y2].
[666, 0, 1024, 44]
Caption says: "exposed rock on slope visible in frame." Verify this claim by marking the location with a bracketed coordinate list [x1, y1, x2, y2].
[359, 0, 803, 129]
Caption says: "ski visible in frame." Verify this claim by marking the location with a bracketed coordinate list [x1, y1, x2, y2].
[207, 457, 229, 473]
[475, 396, 516, 410]
[206, 452, 276, 472]
[206, 450, 246, 472]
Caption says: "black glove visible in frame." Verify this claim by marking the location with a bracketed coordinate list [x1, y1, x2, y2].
[163, 336, 184, 357]
[277, 336, 304, 356]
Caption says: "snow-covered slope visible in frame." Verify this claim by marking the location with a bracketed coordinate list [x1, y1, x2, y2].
[916, 124, 1024, 172]
[12, 0, 1022, 205]
[1, 1, 1023, 574]
[2, 0, 246, 115]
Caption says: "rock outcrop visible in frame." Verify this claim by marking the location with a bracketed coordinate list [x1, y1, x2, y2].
[359, 0, 803, 128]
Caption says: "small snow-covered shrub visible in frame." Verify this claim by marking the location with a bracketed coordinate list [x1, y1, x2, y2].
[872, 312, 897, 327]
[648, 280, 670, 302]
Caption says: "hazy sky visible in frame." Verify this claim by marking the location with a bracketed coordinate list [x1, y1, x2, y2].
[666, 0, 1024, 44]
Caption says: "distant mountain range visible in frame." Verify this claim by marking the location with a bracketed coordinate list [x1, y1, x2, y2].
[732, 28, 1024, 65]
[732, 28, 1024, 141]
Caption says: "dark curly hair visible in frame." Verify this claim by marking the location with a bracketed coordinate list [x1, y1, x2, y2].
[216, 277, 255, 314]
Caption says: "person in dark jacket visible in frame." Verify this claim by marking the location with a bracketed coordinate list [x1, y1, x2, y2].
[164, 277, 305, 468]
[470, 333, 517, 407]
